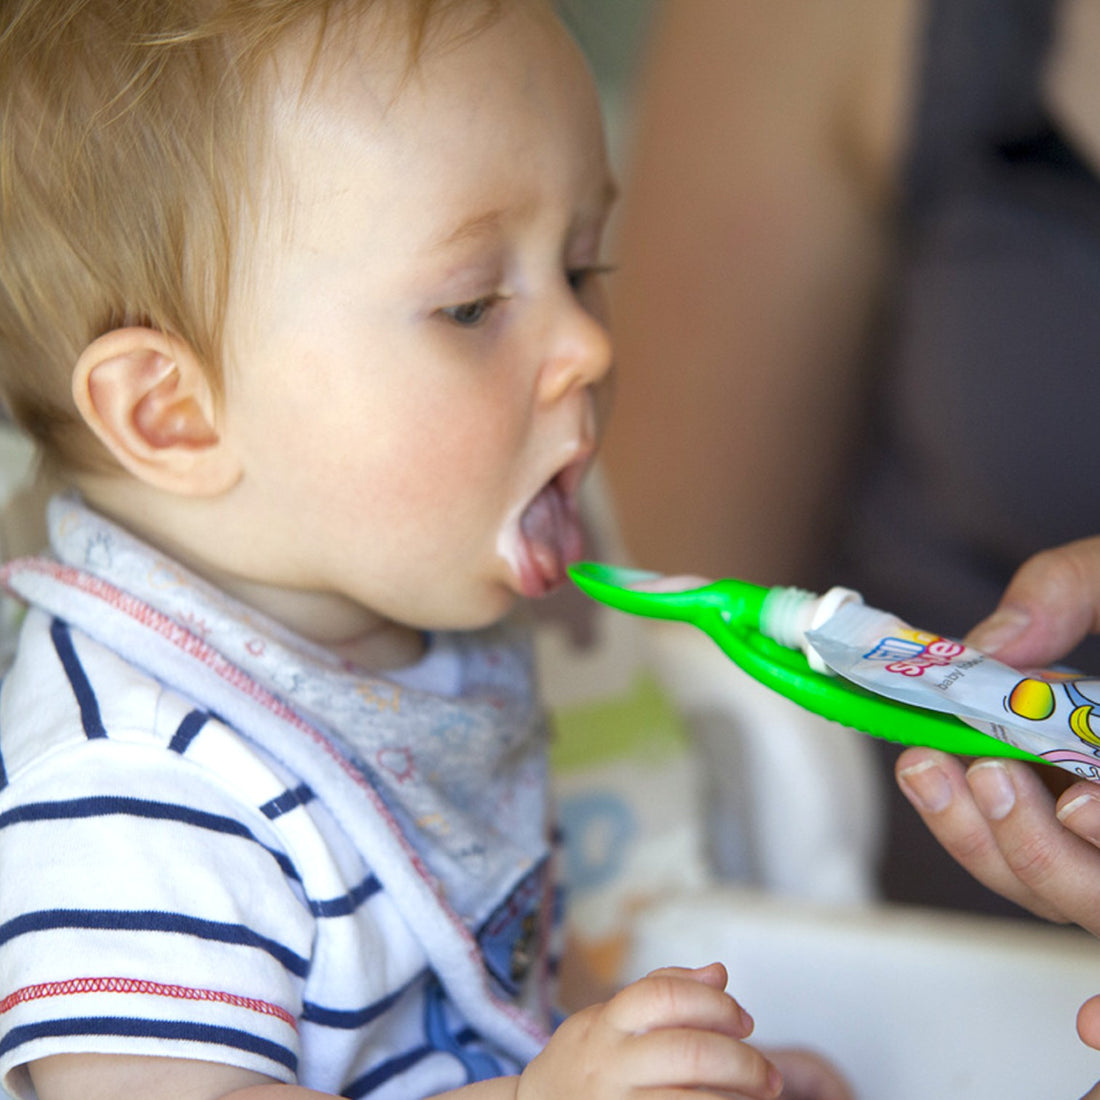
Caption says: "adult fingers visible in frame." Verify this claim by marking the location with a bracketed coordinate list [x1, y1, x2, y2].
[962, 758, 1100, 937]
[1057, 783, 1100, 852]
[895, 748, 1067, 921]
[966, 537, 1100, 668]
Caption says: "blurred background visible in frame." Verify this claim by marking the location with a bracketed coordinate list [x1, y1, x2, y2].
[559, 0, 654, 159]
[549, 0, 1100, 924]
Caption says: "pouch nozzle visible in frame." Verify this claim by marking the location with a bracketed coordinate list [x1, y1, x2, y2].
[759, 585, 863, 673]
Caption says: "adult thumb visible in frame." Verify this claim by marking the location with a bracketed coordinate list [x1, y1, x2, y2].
[966, 537, 1100, 668]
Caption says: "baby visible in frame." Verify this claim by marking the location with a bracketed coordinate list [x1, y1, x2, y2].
[0, 2, 850, 1098]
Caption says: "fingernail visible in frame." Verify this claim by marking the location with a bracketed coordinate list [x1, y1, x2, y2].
[1057, 791, 1100, 841]
[1057, 793, 1093, 823]
[898, 758, 953, 813]
[967, 607, 1030, 655]
[968, 760, 1016, 821]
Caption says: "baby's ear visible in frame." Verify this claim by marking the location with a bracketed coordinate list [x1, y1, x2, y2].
[72, 327, 241, 496]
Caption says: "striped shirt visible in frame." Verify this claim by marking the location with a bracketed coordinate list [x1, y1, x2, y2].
[0, 503, 556, 1099]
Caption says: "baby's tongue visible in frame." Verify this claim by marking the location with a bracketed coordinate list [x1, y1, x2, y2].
[518, 481, 583, 596]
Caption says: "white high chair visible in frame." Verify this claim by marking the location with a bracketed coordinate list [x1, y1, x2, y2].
[538, 471, 1100, 1099]
[625, 889, 1100, 1100]
[538, 470, 884, 919]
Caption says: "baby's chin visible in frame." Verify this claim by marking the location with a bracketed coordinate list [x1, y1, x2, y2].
[407, 580, 528, 636]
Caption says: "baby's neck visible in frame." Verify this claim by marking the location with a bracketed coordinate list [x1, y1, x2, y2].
[74, 476, 428, 674]
[219, 576, 428, 672]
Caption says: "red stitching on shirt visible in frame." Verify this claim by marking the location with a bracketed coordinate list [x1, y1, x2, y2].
[0, 976, 297, 1029]
[6, 561, 354, 765]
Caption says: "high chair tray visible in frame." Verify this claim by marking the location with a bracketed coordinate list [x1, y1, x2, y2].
[622, 887, 1100, 1100]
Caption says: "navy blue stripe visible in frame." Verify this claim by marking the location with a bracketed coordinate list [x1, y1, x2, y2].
[50, 618, 106, 739]
[0, 794, 301, 883]
[169, 709, 210, 754]
[0, 1016, 296, 1070]
[309, 874, 382, 919]
[552, 884, 567, 924]
[0, 909, 310, 978]
[261, 783, 314, 820]
[301, 973, 416, 1030]
[345, 1044, 429, 1098]
[343, 1028, 479, 1099]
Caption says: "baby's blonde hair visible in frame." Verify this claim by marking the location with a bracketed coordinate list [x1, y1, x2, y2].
[0, 0, 500, 473]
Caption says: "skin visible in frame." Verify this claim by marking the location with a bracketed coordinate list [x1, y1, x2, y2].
[26, 4, 851, 1099]
[75, 0, 616, 671]
[895, 537, 1100, 1098]
[600, 0, 916, 587]
[29, 965, 836, 1100]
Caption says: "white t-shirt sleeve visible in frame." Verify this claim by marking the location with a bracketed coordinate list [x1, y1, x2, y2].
[0, 740, 314, 1098]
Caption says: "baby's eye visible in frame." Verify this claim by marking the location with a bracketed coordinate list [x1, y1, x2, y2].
[441, 295, 501, 327]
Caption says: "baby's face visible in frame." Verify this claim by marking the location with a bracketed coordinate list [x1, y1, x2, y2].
[215, 0, 614, 661]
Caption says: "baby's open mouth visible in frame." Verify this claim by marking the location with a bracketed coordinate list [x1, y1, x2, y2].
[514, 466, 585, 598]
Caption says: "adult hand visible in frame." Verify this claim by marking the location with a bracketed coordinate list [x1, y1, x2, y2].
[896, 536, 1100, 927]
[896, 747, 1100, 1066]
[896, 537, 1100, 1069]
[895, 748, 1100, 930]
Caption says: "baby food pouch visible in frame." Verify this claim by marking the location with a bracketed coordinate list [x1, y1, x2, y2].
[807, 603, 1100, 780]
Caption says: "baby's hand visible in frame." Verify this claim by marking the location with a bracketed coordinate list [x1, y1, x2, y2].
[517, 962, 783, 1099]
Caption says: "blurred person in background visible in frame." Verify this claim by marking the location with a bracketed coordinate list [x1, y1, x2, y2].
[603, 0, 1100, 915]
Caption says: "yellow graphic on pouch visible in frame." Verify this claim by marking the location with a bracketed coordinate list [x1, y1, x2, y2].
[1006, 675, 1100, 749]
[1006, 678, 1056, 722]
[1070, 706, 1100, 748]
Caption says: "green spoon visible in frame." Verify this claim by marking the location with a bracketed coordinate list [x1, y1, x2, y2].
[569, 561, 1041, 762]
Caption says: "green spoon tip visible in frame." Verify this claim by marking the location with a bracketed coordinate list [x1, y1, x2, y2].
[568, 561, 662, 589]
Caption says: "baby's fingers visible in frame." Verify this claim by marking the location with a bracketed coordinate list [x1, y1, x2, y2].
[605, 966, 752, 1038]
[645, 961, 730, 990]
[621, 1027, 782, 1100]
